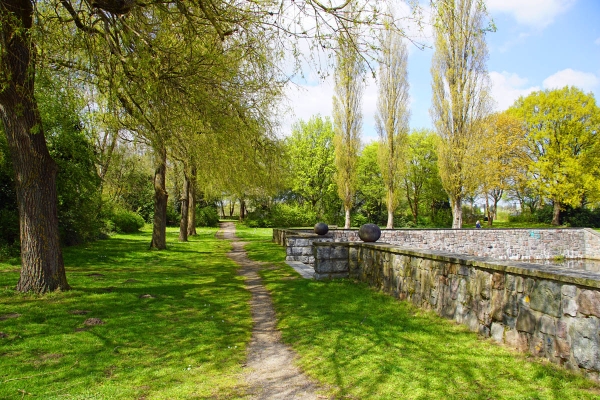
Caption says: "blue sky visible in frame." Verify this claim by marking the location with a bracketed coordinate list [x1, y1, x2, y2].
[282, 0, 600, 142]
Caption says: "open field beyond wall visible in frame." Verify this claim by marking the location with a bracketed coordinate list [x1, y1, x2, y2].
[0, 225, 599, 399]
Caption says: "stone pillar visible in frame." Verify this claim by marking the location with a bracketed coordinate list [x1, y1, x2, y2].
[313, 242, 350, 280]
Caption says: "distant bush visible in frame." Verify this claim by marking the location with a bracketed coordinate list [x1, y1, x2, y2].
[508, 212, 536, 223]
[245, 203, 317, 228]
[111, 209, 145, 233]
[196, 206, 220, 227]
[351, 213, 368, 228]
[166, 203, 180, 227]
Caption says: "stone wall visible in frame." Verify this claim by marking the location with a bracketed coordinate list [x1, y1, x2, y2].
[311, 241, 600, 381]
[273, 229, 334, 265]
[273, 227, 600, 263]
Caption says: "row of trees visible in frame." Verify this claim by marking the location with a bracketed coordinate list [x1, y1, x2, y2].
[2, 0, 598, 295]
[2, 0, 418, 293]
[276, 78, 600, 231]
[321, 0, 600, 230]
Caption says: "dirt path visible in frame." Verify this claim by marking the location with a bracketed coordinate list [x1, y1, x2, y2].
[218, 222, 326, 400]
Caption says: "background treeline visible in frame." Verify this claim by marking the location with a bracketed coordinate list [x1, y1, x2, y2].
[2, 86, 600, 262]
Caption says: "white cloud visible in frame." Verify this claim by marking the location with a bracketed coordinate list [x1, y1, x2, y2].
[542, 69, 600, 92]
[282, 74, 380, 143]
[489, 71, 539, 110]
[281, 78, 335, 137]
[362, 74, 379, 143]
[486, 0, 575, 29]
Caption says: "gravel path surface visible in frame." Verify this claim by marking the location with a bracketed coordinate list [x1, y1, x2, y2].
[218, 222, 327, 400]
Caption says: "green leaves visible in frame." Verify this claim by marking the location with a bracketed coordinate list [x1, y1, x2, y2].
[510, 87, 600, 214]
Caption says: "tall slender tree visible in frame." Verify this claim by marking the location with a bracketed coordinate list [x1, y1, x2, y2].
[430, 0, 493, 228]
[375, 19, 410, 228]
[333, 27, 364, 228]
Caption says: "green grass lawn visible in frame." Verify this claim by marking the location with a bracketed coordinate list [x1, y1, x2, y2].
[240, 224, 600, 400]
[2, 224, 599, 399]
[0, 227, 251, 399]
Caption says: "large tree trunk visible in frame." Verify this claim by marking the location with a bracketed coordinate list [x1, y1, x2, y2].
[239, 198, 246, 222]
[485, 194, 493, 227]
[386, 188, 394, 229]
[0, 0, 69, 293]
[178, 170, 190, 242]
[187, 166, 197, 236]
[451, 197, 463, 229]
[344, 207, 351, 229]
[386, 210, 394, 229]
[552, 201, 561, 226]
[150, 145, 168, 249]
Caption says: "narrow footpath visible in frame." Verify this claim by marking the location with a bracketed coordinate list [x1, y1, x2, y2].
[217, 222, 326, 399]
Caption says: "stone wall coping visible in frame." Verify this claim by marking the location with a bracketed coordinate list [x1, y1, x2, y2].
[276, 227, 597, 232]
[329, 241, 600, 289]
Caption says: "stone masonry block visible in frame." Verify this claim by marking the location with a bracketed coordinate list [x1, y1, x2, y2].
[331, 246, 348, 260]
[562, 285, 577, 298]
[516, 308, 537, 334]
[505, 330, 529, 352]
[314, 246, 331, 259]
[562, 296, 578, 317]
[578, 290, 600, 318]
[569, 317, 600, 370]
[530, 280, 562, 318]
[538, 315, 556, 336]
[491, 322, 505, 343]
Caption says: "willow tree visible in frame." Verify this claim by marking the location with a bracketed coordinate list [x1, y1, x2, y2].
[430, 0, 492, 228]
[333, 29, 364, 228]
[1, 0, 423, 293]
[509, 87, 600, 225]
[375, 20, 410, 228]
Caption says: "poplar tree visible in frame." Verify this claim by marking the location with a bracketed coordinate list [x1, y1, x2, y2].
[333, 28, 364, 228]
[430, 0, 492, 228]
[375, 19, 410, 228]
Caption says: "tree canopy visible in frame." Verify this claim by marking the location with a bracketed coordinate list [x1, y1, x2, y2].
[509, 86, 600, 225]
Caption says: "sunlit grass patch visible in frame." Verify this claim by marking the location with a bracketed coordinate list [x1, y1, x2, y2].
[247, 233, 600, 399]
[0, 227, 251, 399]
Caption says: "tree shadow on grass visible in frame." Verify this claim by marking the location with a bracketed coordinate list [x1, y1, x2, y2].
[262, 268, 598, 399]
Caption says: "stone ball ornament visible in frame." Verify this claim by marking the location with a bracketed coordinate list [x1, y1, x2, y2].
[314, 222, 329, 235]
[358, 223, 381, 242]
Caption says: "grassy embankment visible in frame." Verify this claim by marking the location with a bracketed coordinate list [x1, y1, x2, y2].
[0, 227, 251, 399]
[237, 224, 600, 400]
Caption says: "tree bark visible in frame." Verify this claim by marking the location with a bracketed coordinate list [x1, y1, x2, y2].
[344, 207, 351, 229]
[187, 166, 197, 236]
[386, 210, 394, 229]
[451, 197, 463, 229]
[150, 144, 168, 249]
[0, 0, 69, 293]
[239, 198, 246, 221]
[178, 170, 189, 242]
[552, 201, 561, 226]
[485, 194, 493, 227]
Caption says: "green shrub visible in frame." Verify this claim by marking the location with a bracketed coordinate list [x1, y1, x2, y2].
[196, 206, 220, 227]
[111, 209, 145, 233]
[245, 203, 317, 228]
[166, 203, 180, 227]
[351, 213, 368, 228]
